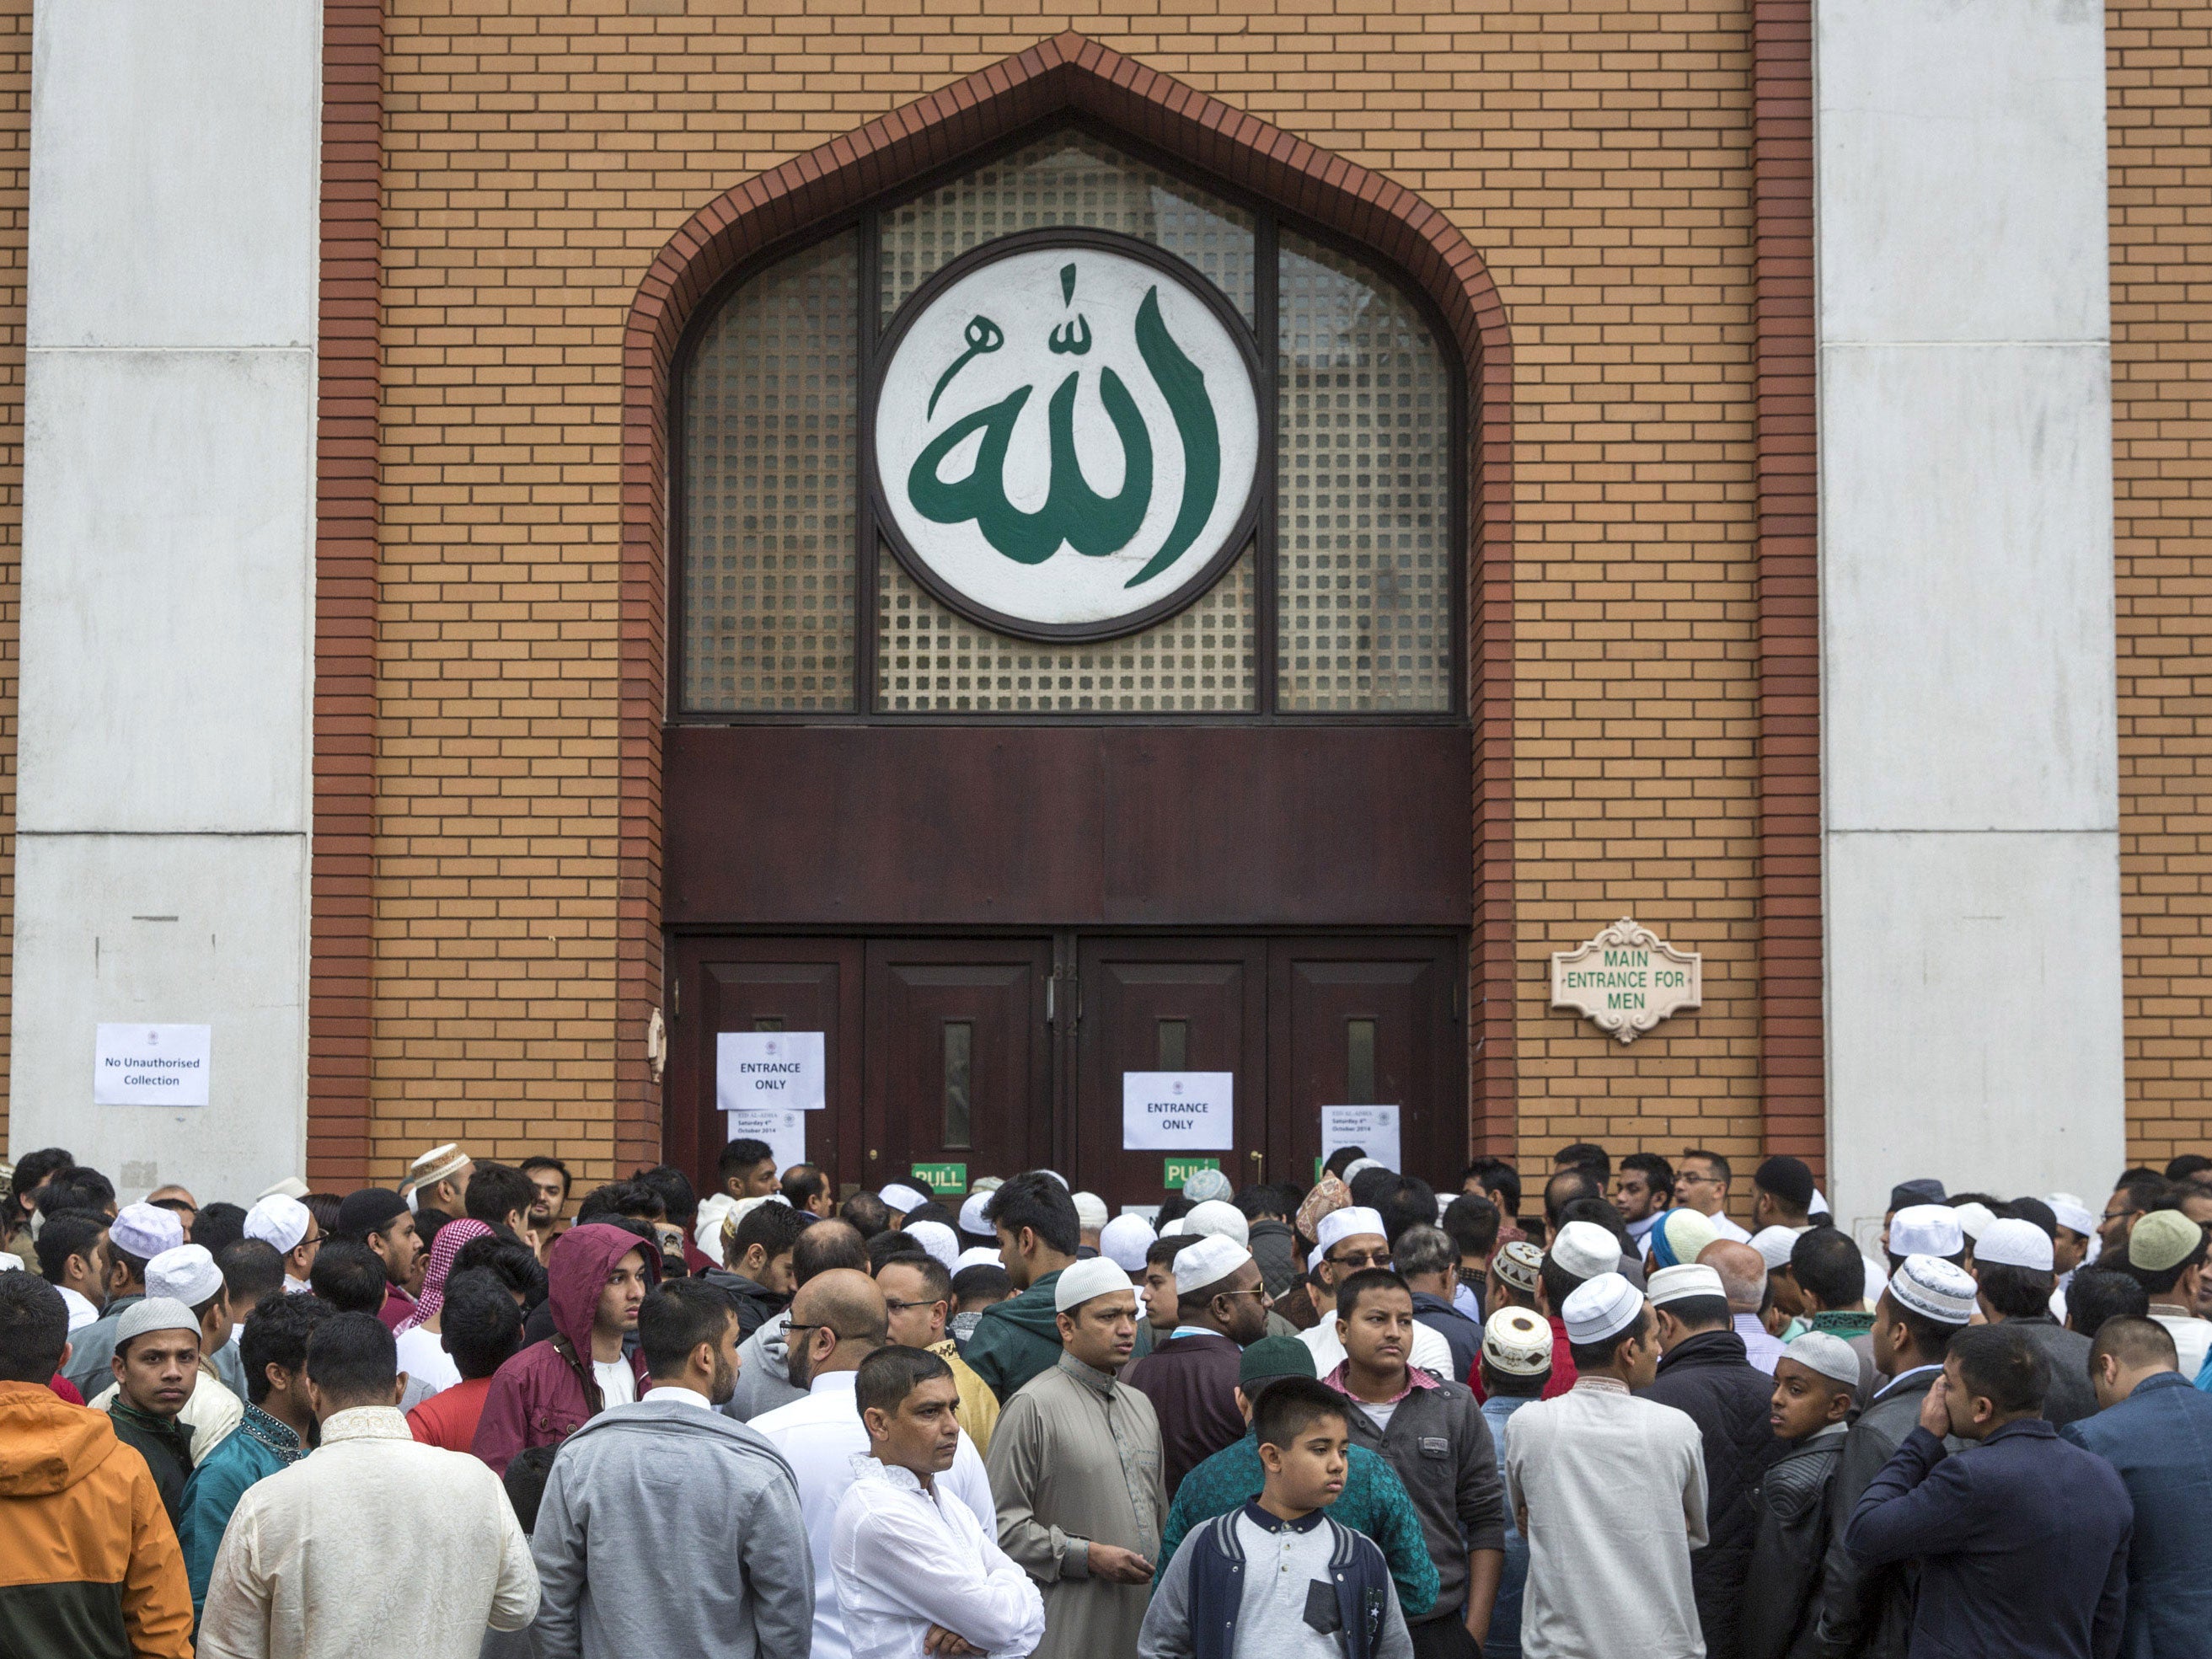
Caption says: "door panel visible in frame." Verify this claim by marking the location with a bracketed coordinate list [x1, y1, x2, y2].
[667, 938, 864, 1200]
[1271, 937, 1462, 1187]
[864, 939, 1055, 1191]
[1075, 938, 1268, 1200]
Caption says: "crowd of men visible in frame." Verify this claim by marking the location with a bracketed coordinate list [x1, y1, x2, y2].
[2, 1133, 2210, 1658]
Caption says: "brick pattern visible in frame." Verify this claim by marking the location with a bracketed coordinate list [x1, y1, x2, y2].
[2113, 4, 2212, 1165]
[334, 3, 1781, 1188]
[0, 0, 24, 1158]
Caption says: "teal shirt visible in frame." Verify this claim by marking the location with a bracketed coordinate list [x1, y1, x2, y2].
[179, 1405, 306, 1620]
[964, 1270, 1067, 1403]
[1155, 1428, 1441, 1618]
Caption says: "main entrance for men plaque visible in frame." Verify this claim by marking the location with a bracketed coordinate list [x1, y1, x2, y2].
[873, 232, 1265, 641]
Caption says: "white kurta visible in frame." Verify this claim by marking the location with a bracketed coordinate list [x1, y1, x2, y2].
[195, 1405, 538, 1659]
[1504, 1377, 1708, 1659]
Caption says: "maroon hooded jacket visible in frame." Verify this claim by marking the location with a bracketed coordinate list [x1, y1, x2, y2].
[469, 1223, 657, 1476]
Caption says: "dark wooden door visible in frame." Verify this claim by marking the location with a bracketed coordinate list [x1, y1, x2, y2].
[863, 939, 1055, 1194]
[667, 937, 864, 1198]
[1074, 937, 1269, 1201]
[1270, 936, 1462, 1188]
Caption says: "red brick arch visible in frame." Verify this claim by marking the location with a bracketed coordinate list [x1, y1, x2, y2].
[615, 32, 1518, 1169]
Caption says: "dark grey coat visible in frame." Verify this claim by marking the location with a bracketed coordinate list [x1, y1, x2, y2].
[1338, 1374, 1505, 1628]
[1741, 1423, 1847, 1659]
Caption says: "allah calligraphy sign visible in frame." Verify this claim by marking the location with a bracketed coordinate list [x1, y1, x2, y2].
[873, 230, 1265, 641]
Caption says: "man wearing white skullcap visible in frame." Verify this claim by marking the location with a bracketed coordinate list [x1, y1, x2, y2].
[1642, 1263, 1786, 1659]
[1179, 1167, 1232, 1205]
[404, 1143, 474, 1222]
[1070, 1191, 1110, 1252]
[2043, 1195, 2098, 1321]
[1099, 1212, 1154, 1273]
[88, 1244, 246, 1464]
[102, 1298, 206, 1523]
[877, 1182, 929, 1221]
[1297, 1208, 1455, 1378]
[986, 1257, 1165, 1659]
[243, 1193, 323, 1298]
[1123, 1236, 1267, 1495]
[1180, 1198, 1250, 1250]
[1507, 1272, 1708, 1659]
[1811, 1255, 1979, 1654]
[1739, 1332, 1857, 1659]
[1885, 1204, 1965, 1268]
[63, 1201, 189, 1399]
[1968, 1217, 2095, 1428]
[957, 1190, 997, 1244]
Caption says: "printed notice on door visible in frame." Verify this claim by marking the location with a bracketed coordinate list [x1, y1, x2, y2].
[1320, 1105, 1401, 1174]
[716, 1031, 827, 1114]
[94, 1024, 212, 1107]
[722, 1108, 806, 1175]
[1122, 1071, 1235, 1151]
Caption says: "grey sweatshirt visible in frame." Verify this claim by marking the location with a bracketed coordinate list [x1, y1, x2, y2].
[528, 1396, 814, 1659]
[723, 1312, 807, 1421]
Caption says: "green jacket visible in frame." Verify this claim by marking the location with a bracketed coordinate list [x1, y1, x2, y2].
[964, 1269, 1066, 1403]
[1155, 1428, 1440, 1617]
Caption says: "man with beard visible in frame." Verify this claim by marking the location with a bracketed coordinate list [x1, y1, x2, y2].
[527, 1280, 813, 1659]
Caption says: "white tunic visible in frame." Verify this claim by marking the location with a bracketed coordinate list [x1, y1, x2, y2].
[1504, 1376, 1709, 1659]
[195, 1405, 538, 1659]
[832, 1455, 1046, 1659]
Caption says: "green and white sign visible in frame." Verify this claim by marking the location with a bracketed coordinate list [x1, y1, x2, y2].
[911, 1162, 968, 1196]
[873, 232, 1263, 641]
[1550, 916, 1702, 1044]
[1165, 1156, 1222, 1191]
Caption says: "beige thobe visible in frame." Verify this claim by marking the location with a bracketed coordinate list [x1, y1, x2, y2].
[986, 1352, 1167, 1659]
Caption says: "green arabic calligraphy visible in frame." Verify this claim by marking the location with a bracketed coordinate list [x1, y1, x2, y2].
[905, 277, 1223, 588]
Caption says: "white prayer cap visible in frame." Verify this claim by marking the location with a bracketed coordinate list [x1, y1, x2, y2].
[1780, 1330, 1861, 1388]
[408, 1143, 469, 1189]
[959, 1192, 995, 1237]
[146, 1244, 222, 1308]
[1341, 1158, 1385, 1183]
[1160, 1219, 1188, 1237]
[1309, 1244, 1327, 1272]
[1952, 1201, 1996, 1242]
[1647, 1263, 1727, 1307]
[1101, 1213, 1157, 1271]
[878, 1184, 929, 1215]
[956, 1246, 1003, 1270]
[1482, 1308, 1554, 1375]
[1750, 1226, 1800, 1272]
[1184, 1200, 1251, 1249]
[256, 1177, 311, 1202]
[2046, 1194, 2097, 1239]
[730, 1195, 774, 1227]
[1889, 1205, 1964, 1259]
[1887, 1254, 1979, 1325]
[1974, 1217, 2054, 1272]
[1173, 1235, 1254, 1296]
[1053, 1256, 1135, 1314]
[1038, 1169, 1071, 1190]
[1810, 1186, 1831, 1218]
[694, 1194, 739, 1263]
[110, 1202, 185, 1261]
[1315, 1207, 1387, 1255]
[1072, 1191, 1111, 1232]
[1561, 1272, 1644, 1346]
[243, 1194, 312, 1255]
[1547, 1220, 1620, 1282]
[971, 1176, 1006, 1194]
[905, 1220, 960, 1271]
[1181, 1168, 1233, 1203]
[115, 1297, 201, 1348]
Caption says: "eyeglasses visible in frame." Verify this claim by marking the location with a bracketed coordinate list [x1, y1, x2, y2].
[1213, 1286, 1272, 1302]
[1328, 1249, 1392, 1269]
[2102, 1207, 2138, 1225]
[1675, 1171, 1720, 1187]
[882, 1298, 947, 1316]
[786, 1321, 867, 1345]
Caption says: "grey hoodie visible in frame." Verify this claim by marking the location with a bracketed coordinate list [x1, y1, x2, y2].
[528, 1396, 813, 1659]
[722, 1311, 806, 1421]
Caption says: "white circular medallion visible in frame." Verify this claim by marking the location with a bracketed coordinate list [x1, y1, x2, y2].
[873, 233, 1263, 640]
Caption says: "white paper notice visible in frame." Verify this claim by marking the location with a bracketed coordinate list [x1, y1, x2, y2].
[1122, 1071, 1235, 1151]
[94, 1024, 212, 1107]
[723, 1108, 807, 1175]
[1320, 1105, 1401, 1172]
[716, 1031, 827, 1114]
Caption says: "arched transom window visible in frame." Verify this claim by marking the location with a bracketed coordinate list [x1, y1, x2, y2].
[677, 130, 1458, 716]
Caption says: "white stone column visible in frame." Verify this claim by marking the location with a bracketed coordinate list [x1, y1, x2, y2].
[1818, 0, 2124, 1243]
[8, 1, 323, 1198]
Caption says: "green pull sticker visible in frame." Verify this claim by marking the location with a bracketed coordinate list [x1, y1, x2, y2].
[910, 1163, 968, 1196]
[1165, 1156, 1222, 1192]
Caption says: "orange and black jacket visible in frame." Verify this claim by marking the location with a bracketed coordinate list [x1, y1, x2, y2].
[0, 1380, 193, 1659]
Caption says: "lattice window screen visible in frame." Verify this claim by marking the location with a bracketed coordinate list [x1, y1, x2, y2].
[881, 132, 1256, 324]
[1276, 233, 1451, 711]
[681, 231, 860, 711]
[877, 549, 1256, 712]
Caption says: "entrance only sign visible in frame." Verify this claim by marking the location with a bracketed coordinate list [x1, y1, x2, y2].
[1122, 1071, 1235, 1151]
[715, 1030, 826, 1115]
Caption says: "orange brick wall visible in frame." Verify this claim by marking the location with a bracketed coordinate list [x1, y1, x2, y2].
[2113, 3, 2212, 1169]
[367, 0, 1769, 1193]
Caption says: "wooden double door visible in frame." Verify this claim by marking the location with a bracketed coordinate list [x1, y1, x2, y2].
[666, 934, 1463, 1207]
